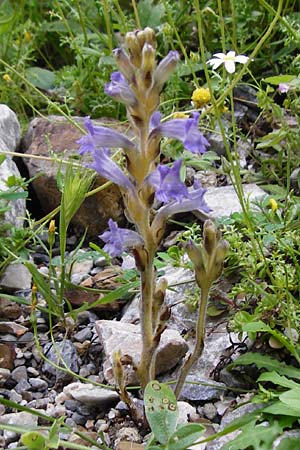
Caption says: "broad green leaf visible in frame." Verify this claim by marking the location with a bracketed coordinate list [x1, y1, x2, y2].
[168, 423, 205, 450]
[258, 372, 300, 390]
[0, 12, 15, 36]
[137, 0, 165, 28]
[229, 353, 300, 380]
[279, 389, 300, 412]
[21, 431, 46, 450]
[263, 75, 295, 85]
[276, 436, 300, 450]
[262, 400, 300, 417]
[25, 67, 56, 90]
[221, 419, 281, 450]
[144, 381, 178, 445]
[243, 322, 297, 356]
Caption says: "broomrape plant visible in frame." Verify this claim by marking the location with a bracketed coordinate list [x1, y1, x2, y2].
[77, 28, 228, 393]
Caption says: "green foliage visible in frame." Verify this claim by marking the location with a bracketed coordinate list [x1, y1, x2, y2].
[144, 381, 205, 449]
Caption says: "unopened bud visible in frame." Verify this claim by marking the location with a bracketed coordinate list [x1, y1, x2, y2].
[214, 239, 229, 264]
[185, 240, 205, 271]
[221, 156, 232, 175]
[143, 27, 156, 47]
[153, 51, 180, 93]
[113, 48, 135, 82]
[203, 220, 216, 255]
[48, 219, 56, 247]
[154, 277, 168, 306]
[142, 43, 156, 74]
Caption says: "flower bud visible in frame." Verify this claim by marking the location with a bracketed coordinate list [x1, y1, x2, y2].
[214, 239, 229, 264]
[141, 43, 156, 88]
[185, 240, 205, 271]
[113, 48, 135, 82]
[203, 220, 216, 255]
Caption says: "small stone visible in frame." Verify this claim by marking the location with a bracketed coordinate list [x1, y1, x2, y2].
[177, 401, 197, 424]
[0, 343, 15, 370]
[0, 404, 5, 415]
[94, 255, 107, 267]
[14, 379, 31, 394]
[18, 331, 34, 343]
[203, 403, 217, 420]
[14, 358, 26, 367]
[72, 412, 86, 426]
[0, 411, 37, 443]
[115, 427, 142, 446]
[42, 340, 80, 383]
[63, 382, 119, 408]
[0, 368, 10, 386]
[79, 366, 91, 378]
[0, 298, 22, 320]
[65, 399, 79, 412]
[11, 366, 27, 383]
[8, 390, 22, 403]
[29, 377, 48, 391]
[73, 328, 92, 342]
[27, 367, 39, 377]
[0, 263, 31, 292]
[0, 322, 28, 336]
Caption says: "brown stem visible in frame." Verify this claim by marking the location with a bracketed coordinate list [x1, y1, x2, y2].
[174, 284, 210, 398]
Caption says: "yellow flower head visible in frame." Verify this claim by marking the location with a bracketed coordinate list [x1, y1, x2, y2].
[269, 198, 278, 212]
[3, 74, 11, 82]
[172, 112, 189, 119]
[24, 31, 32, 42]
[191, 87, 211, 108]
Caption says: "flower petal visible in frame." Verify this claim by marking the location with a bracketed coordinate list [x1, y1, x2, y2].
[149, 112, 209, 154]
[99, 219, 144, 257]
[147, 159, 188, 203]
[105, 71, 137, 106]
[234, 55, 249, 64]
[207, 58, 224, 70]
[224, 59, 235, 74]
[77, 117, 135, 154]
[88, 148, 134, 190]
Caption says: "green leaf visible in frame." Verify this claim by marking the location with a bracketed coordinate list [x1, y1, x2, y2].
[221, 419, 281, 450]
[137, 0, 165, 28]
[48, 417, 65, 448]
[207, 305, 225, 317]
[21, 431, 47, 450]
[276, 437, 300, 450]
[168, 423, 205, 450]
[25, 67, 56, 90]
[263, 75, 295, 85]
[279, 389, 300, 412]
[0, 190, 28, 200]
[257, 372, 300, 390]
[262, 400, 300, 417]
[144, 381, 178, 445]
[229, 353, 300, 380]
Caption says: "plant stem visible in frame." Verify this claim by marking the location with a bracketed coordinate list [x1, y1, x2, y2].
[174, 284, 210, 398]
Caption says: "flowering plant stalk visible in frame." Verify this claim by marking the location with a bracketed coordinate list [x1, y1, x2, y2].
[78, 28, 211, 391]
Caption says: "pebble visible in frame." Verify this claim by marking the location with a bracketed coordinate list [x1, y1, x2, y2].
[14, 379, 31, 394]
[8, 391, 22, 403]
[18, 332, 34, 343]
[0, 368, 10, 386]
[203, 403, 218, 420]
[73, 328, 92, 342]
[14, 358, 26, 367]
[29, 377, 48, 391]
[11, 366, 27, 382]
[27, 367, 39, 377]
[72, 412, 86, 426]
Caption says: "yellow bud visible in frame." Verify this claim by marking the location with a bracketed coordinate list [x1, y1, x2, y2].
[189, 51, 199, 63]
[49, 219, 55, 234]
[3, 74, 11, 82]
[269, 198, 278, 212]
[24, 31, 32, 42]
[191, 87, 211, 108]
[172, 112, 189, 119]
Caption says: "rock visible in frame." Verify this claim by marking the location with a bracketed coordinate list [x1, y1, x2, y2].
[0, 343, 15, 370]
[0, 105, 25, 229]
[42, 339, 80, 383]
[0, 411, 38, 443]
[177, 401, 197, 423]
[179, 376, 226, 402]
[0, 297, 22, 320]
[22, 116, 126, 238]
[196, 184, 266, 220]
[29, 377, 48, 391]
[115, 427, 142, 446]
[203, 403, 217, 420]
[11, 365, 27, 383]
[0, 368, 10, 386]
[0, 263, 32, 292]
[63, 381, 119, 408]
[73, 328, 92, 342]
[96, 320, 189, 385]
[0, 322, 28, 336]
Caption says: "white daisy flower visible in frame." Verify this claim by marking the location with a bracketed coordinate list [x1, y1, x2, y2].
[207, 51, 249, 74]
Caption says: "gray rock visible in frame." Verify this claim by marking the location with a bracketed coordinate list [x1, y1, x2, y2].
[8, 390, 22, 403]
[0, 411, 37, 443]
[42, 339, 80, 383]
[0, 263, 32, 292]
[63, 381, 119, 408]
[11, 365, 28, 383]
[96, 320, 189, 385]
[203, 403, 217, 420]
[71, 412, 87, 426]
[177, 401, 197, 423]
[14, 379, 31, 394]
[73, 328, 92, 342]
[29, 377, 48, 391]
[0, 105, 25, 229]
[196, 184, 266, 220]
[179, 376, 226, 402]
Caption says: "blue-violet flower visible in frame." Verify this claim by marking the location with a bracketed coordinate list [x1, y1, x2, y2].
[105, 72, 137, 106]
[147, 159, 188, 203]
[77, 117, 135, 154]
[100, 218, 144, 257]
[149, 111, 210, 154]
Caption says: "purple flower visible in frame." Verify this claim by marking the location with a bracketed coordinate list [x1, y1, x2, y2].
[88, 148, 134, 190]
[147, 159, 188, 203]
[278, 83, 290, 94]
[153, 51, 180, 92]
[155, 181, 211, 222]
[99, 219, 144, 257]
[77, 117, 135, 155]
[149, 112, 210, 154]
[105, 71, 137, 106]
